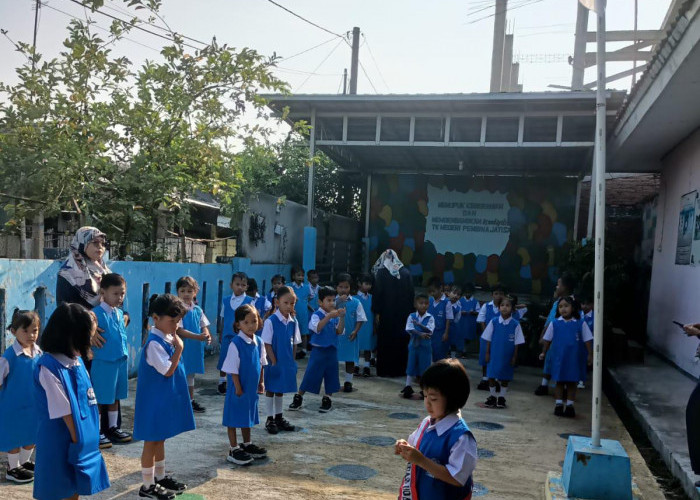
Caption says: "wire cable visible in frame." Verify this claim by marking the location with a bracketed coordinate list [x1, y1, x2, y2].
[362, 34, 390, 93]
[358, 59, 378, 94]
[467, 0, 544, 24]
[295, 37, 344, 92]
[278, 36, 338, 62]
[265, 0, 344, 39]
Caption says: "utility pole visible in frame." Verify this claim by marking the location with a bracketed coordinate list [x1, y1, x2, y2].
[571, 1, 589, 90]
[343, 68, 348, 94]
[490, 0, 508, 92]
[349, 27, 360, 94]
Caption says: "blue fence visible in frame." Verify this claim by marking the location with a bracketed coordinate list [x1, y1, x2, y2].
[0, 258, 290, 375]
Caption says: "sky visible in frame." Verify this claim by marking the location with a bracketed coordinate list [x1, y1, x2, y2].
[0, 0, 672, 95]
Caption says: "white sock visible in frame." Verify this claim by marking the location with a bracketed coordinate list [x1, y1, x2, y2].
[566, 400, 575, 406]
[500, 387, 508, 397]
[345, 372, 353, 383]
[243, 441, 251, 446]
[405, 375, 414, 387]
[187, 373, 195, 387]
[19, 448, 33, 464]
[361, 359, 369, 368]
[555, 399, 563, 405]
[266, 395, 274, 418]
[108, 411, 118, 429]
[7, 452, 20, 470]
[541, 378, 549, 386]
[154, 460, 165, 481]
[482, 376, 488, 381]
[274, 395, 283, 415]
[219, 376, 226, 383]
[142, 467, 155, 488]
[489, 386, 497, 397]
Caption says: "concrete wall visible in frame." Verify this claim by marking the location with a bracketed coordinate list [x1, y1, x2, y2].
[647, 128, 700, 377]
[0, 257, 289, 376]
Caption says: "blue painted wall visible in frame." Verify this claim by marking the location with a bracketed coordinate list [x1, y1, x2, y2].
[0, 258, 290, 375]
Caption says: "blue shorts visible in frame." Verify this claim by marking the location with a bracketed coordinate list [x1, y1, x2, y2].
[299, 346, 340, 395]
[406, 345, 432, 377]
[90, 358, 128, 405]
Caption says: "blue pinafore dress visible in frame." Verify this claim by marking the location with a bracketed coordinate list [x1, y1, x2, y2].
[182, 305, 205, 375]
[263, 315, 299, 393]
[217, 294, 254, 370]
[549, 319, 585, 383]
[223, 335, 262, 428]
[0, 346, 40, 451]
[485, 318, 520, 381]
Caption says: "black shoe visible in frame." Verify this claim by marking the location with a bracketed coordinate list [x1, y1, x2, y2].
[369, 358, 376, 367]
[319, 396, 332, 413]
[265, 417, 279, 434]
[227, 447, 253, 465]
[289, 393, 303, 411]
[485, 396, 497, 408]
[534, 384, 549, 396]
[156, 476, 186, 494]
[241, 443, 267, 459]
[554, 404, 564, 417]
[496, 397, 506, 409]
[295, 350, 307, 360]
[6, 466, 33, 483]
[21, 461, 34, 472]
[275, 415, 295, 431]
[353, 365, 360, 375]
[362, 366, 371, 378]
[343, 381, 353, 393]
[218, 381, 227, 394]
[563, 405, 576, 418]
[400, 385, 414, 399]
[139, 484, 175, 499]
[695, 480, 700, 488]
[477, 380, 490, 391]
[191, 400, 206, 413]
[99, 433, 113, 449]
[106, 426, 132, 443]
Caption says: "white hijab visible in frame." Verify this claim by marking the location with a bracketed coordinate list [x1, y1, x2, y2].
[371, 249, 404, 279]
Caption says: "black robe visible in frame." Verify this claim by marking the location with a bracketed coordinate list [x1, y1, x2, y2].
[688, 378, 700, 474]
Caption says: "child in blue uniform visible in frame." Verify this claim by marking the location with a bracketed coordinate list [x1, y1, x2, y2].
[395, 359, 477, 500]
[34, 303, 110, 500]
[401, 293, 434, 400]
[176, 276, 212, 414]
[539, 296, 593, 418]
[262, 286, 300, 434]
[456, 283, 480, 355]
[482, 295, 525, 409]
[356, 273, 375, 377]
[0, 309, 41, 484]
[578, 295, 594, 389]
[336, 273, 367, 393]
[307, 269, 320, 312]
[289, 286, 345, 413]
[427, 279, 453, 362]
[291, 266, 311, 359]
[267, 274, 285, 304]
[246, 278, 272, 332]
[221, 304, 268, 465]
[446, 285, 463, 359]
[134, 294, 195, 499]
[218, 272, 254, 394]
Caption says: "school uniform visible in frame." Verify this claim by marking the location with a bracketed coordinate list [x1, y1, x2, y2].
[0, 341, 41, 451]
[221, 332, 267, 428]
[429, 295, 454, 362]
[262, 311, 301, 393]
[298, 310, 341, 395]
[543, 317, 593, 383]
[457, 297, 480, 342]
[401, 411, 477, 500]
[477, 302, 526, 367]
[481, 316, 525, 381]
[356, 292, 375, 352]
[292, 282, 311, 336]
[252, 293, 272, 335]
[133, 328, 196, 442]
[446, 300, 462, 349]
[91, 302, 129, 405]
[578, 310, 594, 381]
[405, 312, 435, 378]
[181, 303, 210, 375]
[34, 353, 110, 500]
[217, 294, 254, 370]
[336, 296, 367, 363]
[308, 283, 320, 311]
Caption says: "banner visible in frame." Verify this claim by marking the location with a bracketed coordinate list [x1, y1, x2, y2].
[675, 190, 696, 265]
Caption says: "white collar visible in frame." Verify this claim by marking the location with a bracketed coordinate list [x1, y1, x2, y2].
[414, 311, 431, 321]
[49, 352, 80, 368]
[357, 291, 370, 298]
[12, 340, 41, 358]
[100, 301, 115, 314]
[151, 327, 174, 342]
[253, 293, 261, 299]
[556, 316, 577, 323]
[316, 308, 332, 317]
[427, 411, 462, 436]
[292, 282, 305, 288]
[236, 331, 258, 345]
[231, 293, 246, 302]
[274, 309, 294, 324]
[584, 310, 593, 318]
[498, 315, 514, 325]
[440, 294, 447, 301]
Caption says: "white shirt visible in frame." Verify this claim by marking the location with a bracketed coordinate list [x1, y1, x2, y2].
[481, 316, 525, 344]
[145, 327, 177, 376]
[99, 301, 115, 315]
[543, 317, 594, 342]
[357, 291, 371, 300]
[0, 340, 42, 386]
[309, 309, 345, 334]
[221, 332, 268, 374]
[254, 293, 273, 313]
[407, 412, 478, 486]
[177, 302, 211, 330]
[351, 297, 368, 323]
[445, 301, 455, 321]
[405, 312, 435, 334]
[476, 301, 495, 323]
[220, 293, 249, 318]
[261, 310, 302, 345]
[38, 353, 81, 420]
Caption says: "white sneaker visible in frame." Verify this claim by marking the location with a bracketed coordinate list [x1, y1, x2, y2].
[577, 381, 585, 389]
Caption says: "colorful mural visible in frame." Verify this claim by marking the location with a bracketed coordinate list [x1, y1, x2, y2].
[368, 174, 577, 296]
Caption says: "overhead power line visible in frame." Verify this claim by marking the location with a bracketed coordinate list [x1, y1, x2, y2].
[278, 36, 338, 62]
[362, 34, 390, 93]
[467, 0, 546, 25]
[265, 0, 344, 39]
[358, 60, 378, 94]
[295, 37, 345, 92]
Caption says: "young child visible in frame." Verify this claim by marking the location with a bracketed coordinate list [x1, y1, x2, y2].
[176, 276, 212, 414]
[291, 266, 311, 359]
[482, 295, 525, 409]
[221, 304, 268, 465]
[0, 309, 41, 483]
[401, 293, 434, 399]
[289, 286, 345, 413]
[134, 294, 195, 499]
[246, 278, 272, 331]
[578, 295, 595, 389]
[539, 296, 593, 418]
[267, 274, 286, 304]
[428, 278, 452, 362]
[217, 272, 254, 394]
[307, 269, 321, 313]
[34, 303, 110, 500]
[262, 286, 300, 434]
[476, 284, 506, 390]
[395, 359, 477, 499]
[336, 273, 367, 393]
[356, 273, 375, 377]
[446, 285, 463, 359]
[90, 273, 133, 447]
[457, 283, 480, 355]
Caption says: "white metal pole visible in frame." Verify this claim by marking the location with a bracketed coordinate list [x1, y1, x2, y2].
[587, 147, 597, 240]
[591, 0, 607, 448]
[573, 178, 582, 240]
[307, 108, 316, 227]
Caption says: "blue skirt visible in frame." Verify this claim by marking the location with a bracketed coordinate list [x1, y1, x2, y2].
[431, 330, 448, 362]
[337, 332, 359, 363]
[478, 337, 488, 366]
[487, 355, 515, 381]
[264, 361, 298, 394]
[217, 335, 233, 371]
[222, 386, 259, 428]
[182, 337, 205, 375]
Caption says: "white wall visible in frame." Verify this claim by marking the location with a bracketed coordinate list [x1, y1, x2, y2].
[647, 128, 700, 377]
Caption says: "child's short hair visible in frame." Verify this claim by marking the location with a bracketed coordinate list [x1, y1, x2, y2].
[247, 278, 259, 294]
[176, 276, 199, 291]
[358, 273, 373, 285]
[148, 294, 187, 318]
[8, 308, 39, 332]
[234, 304, 262, 333]
[271, 274, 285, 284]
[501, 294, 517, 307]
[426, 277, 442, 290]
[420, 359, 471, 414]
[40, 303, 93, 360]
[555, 295, 581, 318]
[579, 293, 593, 305]
[415, 292, 429, 302]
[307, 269, 319, 277]
[559, 274, 576, 294]
[463, 282, 475, 294]
[451, 283, 463, 295]
[231, 272, 248, 283]
[336, 272, 352, 286]
[491, 283, 507, 294]
[317, 286, 336, 302]
[291, 266, 304, 279]
[276, 285, 295, 301]
[100, 273, 125, 289]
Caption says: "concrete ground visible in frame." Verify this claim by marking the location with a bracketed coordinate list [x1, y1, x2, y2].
[1, 355, 666, 500]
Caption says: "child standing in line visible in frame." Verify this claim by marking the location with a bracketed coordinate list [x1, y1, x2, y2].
[482, 295, 525, 409]
[134, 294, 195, 499]
[246, 278, 272, 331]
[217, 272, 254, 394]
[395, 359, 477, 499]
[428, 279, 452, 362]
[446, 285, 463, 359]
[267, 274, 286, 304]
[457, 283, 481, 355]
[34, 303, 110, 500]
[0, 309, 41, 484]
[356, 273, 375, 377]
[336, 273, 367, 393]
[307, 269, 321, 313]
[291, 266, 311, 360]
[176, 276, 212, 414]
[262, 286, 299, 434]
[221, 304, 268, 465]
[289, 286, 345, 413]
[401, 293, 434, 399]
[578, 295, 595, 389]
[476, 284, 507, 390]
[539, 296, 593, 418]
